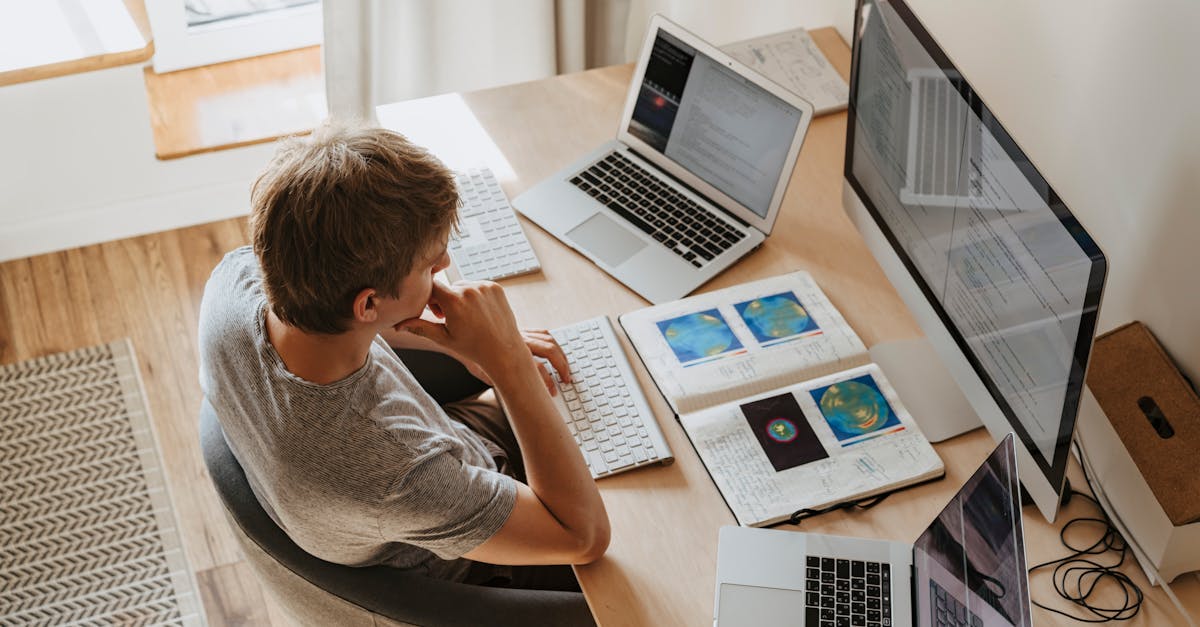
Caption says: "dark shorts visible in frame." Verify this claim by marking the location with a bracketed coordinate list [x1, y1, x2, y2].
[396, 348, 581, 593]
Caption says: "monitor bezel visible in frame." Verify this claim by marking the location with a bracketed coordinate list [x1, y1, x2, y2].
[843, 0, 1107, 498]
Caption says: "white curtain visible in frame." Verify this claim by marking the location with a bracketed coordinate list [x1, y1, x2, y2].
[323, 0, 834, 121]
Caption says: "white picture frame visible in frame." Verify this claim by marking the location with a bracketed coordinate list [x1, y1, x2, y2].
[144, 0, 322, 72]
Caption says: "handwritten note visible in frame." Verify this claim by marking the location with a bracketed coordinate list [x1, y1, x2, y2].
[722, 28, 849, 116]
[686, 364, 944, 526]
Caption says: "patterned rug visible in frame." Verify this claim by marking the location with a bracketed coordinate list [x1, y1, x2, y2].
[1, 340, 204, 626]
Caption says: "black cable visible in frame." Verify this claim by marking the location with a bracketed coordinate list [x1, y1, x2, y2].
[1026, 442, 1143, 622]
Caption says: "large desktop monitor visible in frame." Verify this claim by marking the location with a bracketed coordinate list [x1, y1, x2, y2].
[843, 0, 1107, 522]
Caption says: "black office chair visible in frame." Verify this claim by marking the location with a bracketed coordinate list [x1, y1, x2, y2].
[199, 396, 596, 627]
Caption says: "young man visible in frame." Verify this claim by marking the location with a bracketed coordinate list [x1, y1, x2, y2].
[198, 122, 609, 588]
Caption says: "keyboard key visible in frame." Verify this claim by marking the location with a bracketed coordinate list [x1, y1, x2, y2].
[586, 450, 608, 474]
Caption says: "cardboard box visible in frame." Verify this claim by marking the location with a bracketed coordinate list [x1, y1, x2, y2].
[1076, 321, 1200, 584]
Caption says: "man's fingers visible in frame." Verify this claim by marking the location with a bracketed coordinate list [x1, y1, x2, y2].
[536, 360, 556, 396]
[426, 281, 455, 319]
[398, 318, 451, 345]
[523, 330, 572, 384]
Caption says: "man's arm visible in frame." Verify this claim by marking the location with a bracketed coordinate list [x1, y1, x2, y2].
[400, 281, 610, 565]
[381, 318, 568, 397]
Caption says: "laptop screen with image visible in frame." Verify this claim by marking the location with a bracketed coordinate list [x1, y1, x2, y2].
[912, 435, 1031, 626]
[627, 29, 805, 219]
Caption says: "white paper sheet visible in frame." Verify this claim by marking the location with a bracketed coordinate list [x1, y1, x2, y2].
[722, 28, 849, 116]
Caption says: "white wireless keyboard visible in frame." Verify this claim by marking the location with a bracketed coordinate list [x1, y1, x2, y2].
[449, 168, 541, 281]
[549, 316, 673, 478]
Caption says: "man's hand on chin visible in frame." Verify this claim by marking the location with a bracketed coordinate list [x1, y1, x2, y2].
[378, 312, 495, 386]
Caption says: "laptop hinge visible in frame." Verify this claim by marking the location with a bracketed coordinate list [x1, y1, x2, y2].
[623, 146, 754, 229]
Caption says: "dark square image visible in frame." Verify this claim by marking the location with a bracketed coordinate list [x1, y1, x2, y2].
[741, 392, 828, 472]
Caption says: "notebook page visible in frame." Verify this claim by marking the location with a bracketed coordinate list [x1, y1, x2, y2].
[621, 271, 868, 415]
[681, 363, 944, 526]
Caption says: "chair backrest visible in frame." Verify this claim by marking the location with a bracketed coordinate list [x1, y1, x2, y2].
[198, 399, 595, 627]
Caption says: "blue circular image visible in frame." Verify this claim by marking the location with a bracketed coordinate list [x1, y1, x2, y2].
[740, 295, 813, 339]
[818, 380, 892, 437]
[766, 418, 799, 443]
[662, 313, 738, 361]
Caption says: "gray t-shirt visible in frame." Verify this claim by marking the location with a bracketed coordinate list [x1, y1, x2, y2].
[198, 247, 516, 581]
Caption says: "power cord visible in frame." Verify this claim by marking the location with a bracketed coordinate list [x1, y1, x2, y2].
[1026, 442, 1143, 622]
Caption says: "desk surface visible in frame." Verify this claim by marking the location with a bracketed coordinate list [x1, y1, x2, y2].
[377, 27, 1200, 627]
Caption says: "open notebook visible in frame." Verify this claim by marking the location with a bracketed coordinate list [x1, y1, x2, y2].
[619, 271, 944, 526]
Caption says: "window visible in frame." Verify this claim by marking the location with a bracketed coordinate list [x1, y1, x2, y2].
[145, 0, 321, 72]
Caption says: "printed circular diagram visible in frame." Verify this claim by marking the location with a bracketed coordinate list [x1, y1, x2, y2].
[766, 417, 799, 442]
[741, 295, 812, 338]
[818, 380, 892, 436]
[663, 313, 737, 361]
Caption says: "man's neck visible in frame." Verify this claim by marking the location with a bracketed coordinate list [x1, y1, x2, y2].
[265, 309, 376, 385]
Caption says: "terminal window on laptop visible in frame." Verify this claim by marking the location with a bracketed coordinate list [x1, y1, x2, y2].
[513, 15, 814, 304]
[715, 434, 1031, 627]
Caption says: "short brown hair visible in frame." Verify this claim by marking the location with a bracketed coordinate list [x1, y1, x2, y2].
[250, 122, 458, 334]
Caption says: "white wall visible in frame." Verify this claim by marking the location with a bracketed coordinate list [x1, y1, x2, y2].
[833, 0, 1200, 380]
[0, 64, 276, 263]
[6, 1, 1195, 379]
[623, 0, 847, 55]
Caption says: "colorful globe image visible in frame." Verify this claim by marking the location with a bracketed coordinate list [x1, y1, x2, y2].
[656, 309, 744, 364]
[766, 418, 799, 443]
[812, 376, 900, 441]
[735, 292, 818, 344]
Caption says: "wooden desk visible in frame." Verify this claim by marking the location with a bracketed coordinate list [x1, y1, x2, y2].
[378, 27, 1200, 627]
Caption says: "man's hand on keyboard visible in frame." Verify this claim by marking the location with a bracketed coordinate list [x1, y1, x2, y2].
[521, 329, 571, 395]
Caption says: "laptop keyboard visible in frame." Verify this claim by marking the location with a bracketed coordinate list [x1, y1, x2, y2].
[804, 556, 893, 627]
[569, 151, 746, 268]
[930, 579, 982, 627]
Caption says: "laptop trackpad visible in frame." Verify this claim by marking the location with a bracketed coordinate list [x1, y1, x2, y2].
[567, 213, 646, 267]
[717, 583, 806, 627]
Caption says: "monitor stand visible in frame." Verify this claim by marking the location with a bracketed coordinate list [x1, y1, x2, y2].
[870, 337, 982, 442]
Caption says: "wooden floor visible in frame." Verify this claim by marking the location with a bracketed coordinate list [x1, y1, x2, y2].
[143, 46, 324, 160]
[0, 218, 298, 626]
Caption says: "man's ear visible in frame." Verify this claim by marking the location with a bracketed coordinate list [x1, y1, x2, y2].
[352, 288, 378, 323]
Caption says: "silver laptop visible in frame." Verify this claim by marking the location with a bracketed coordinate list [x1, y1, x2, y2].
[715, 435, 1031, 627]
[513, 15, 814, 304]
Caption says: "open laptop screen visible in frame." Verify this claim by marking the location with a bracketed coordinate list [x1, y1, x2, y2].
[627, 29, 804, 219]
[913, 435, 1030, 626]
